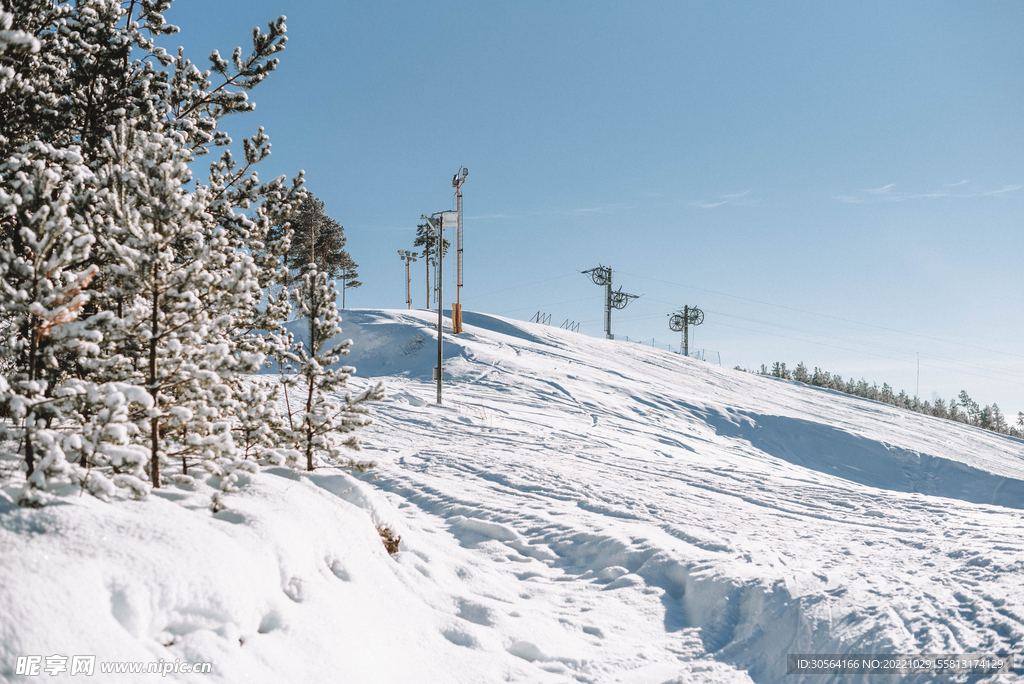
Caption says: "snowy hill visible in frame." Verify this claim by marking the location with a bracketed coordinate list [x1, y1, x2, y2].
[3, 309, 1023, 683]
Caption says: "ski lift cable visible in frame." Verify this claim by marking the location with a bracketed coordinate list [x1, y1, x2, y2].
[700, 308, 1024, 383]
[464, 273, 578, 301]
[617, 270, 1024, 361]
[706, 319, 1024, 388]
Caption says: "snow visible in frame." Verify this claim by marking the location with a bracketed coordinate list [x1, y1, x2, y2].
[3, 308, 1023, 683]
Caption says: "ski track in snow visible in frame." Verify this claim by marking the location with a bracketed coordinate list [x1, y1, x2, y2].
[342, 309, 1024, 684]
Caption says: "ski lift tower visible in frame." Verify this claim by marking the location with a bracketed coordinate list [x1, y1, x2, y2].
[452, 167, 468, 333]
[582, 264, 639, 339]
[668, 305, 704, 356]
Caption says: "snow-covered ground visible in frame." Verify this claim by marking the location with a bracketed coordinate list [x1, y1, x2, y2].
[3, 309, 1023, 683]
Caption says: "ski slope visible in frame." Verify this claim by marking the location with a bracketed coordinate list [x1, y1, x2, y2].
[338, 309, 1024, 683]
[2, 308, 1023, 683]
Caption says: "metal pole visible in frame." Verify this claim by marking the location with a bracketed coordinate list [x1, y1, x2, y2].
[436, 217, 443, 404]
[457, 188, 463, 307]
[405, 261, 411, 310]
[605, 267, 613, 339]
[684, 305, 691, 357]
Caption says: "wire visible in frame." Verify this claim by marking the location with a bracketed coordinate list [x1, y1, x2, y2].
[617, 270, 1024, 361]
[496, 271, 1024, 393]
[612, 292, 1024, 382]
[700, 308, 1024, 383]
[564, 291, 1024, 385]
[704, 319, 1022, 388]
[462, 274, 577, 301]
[495, 295, 602, 316]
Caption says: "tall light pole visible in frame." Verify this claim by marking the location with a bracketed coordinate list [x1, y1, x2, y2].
[452, 167, 468, 333]
[398, 250, 416, 309]
[421, 213, 446, 404]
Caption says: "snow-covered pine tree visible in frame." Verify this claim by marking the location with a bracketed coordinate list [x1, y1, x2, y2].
[75, 7, 303, 488]
[0, 5, 137, 504]
[0, 0, 310, 499]
[275, 266, 383, 472]
[792, 362, 810, 384]
[0, 3, 172, 504]
[87, 121, 262, 487]
[0, 141, 104, 503]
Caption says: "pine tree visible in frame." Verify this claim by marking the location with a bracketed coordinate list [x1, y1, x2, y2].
[337, 254, 361, 309]
[270, 194, 351, 277]
[958, 390, 981, 426]
[948, 397, 964, 423]
[792, 362, 810, 384]
[413, 221, 449, 308]
[273, 267, 383, 472]
[0, 0, 325, 502]
[0, 140, 103, 502]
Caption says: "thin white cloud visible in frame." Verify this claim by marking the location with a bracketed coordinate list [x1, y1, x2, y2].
[564, 203, 634, 215]
[837, 180, 1021, 204]
[686, 190, 758, 209]
[977, 184, 1022, 196]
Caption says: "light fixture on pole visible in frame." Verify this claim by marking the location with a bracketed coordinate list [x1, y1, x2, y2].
[452, 167, 468, 333]
[398, 250, 417, 310]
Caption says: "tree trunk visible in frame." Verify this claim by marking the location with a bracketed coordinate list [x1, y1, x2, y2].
[305, 377, 314, 472]
[148, 262, 160, 488]
[24, 327, 38, 476]
[24, 428, 35, 477]
[304, 271, 317, 472]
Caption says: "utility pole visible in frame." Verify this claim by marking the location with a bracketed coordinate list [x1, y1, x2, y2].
[421, 213, 446, 404]
[668, 306, 704, 356]
[398, 250, 416, 310]
[582, 265, 639, 339]
[452, 167, 468, 333]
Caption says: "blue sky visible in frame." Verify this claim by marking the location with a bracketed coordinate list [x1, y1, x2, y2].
[170, 0, 1024, 418]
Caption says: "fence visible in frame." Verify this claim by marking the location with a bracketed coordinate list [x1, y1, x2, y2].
[687, 349, 721, 365]
[530, 312, 580, 333]
[620, 336, 721, 365]
[530, 311, 552, 325]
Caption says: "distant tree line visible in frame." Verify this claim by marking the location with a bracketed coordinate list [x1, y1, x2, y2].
[736, 362, 1023, 439]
